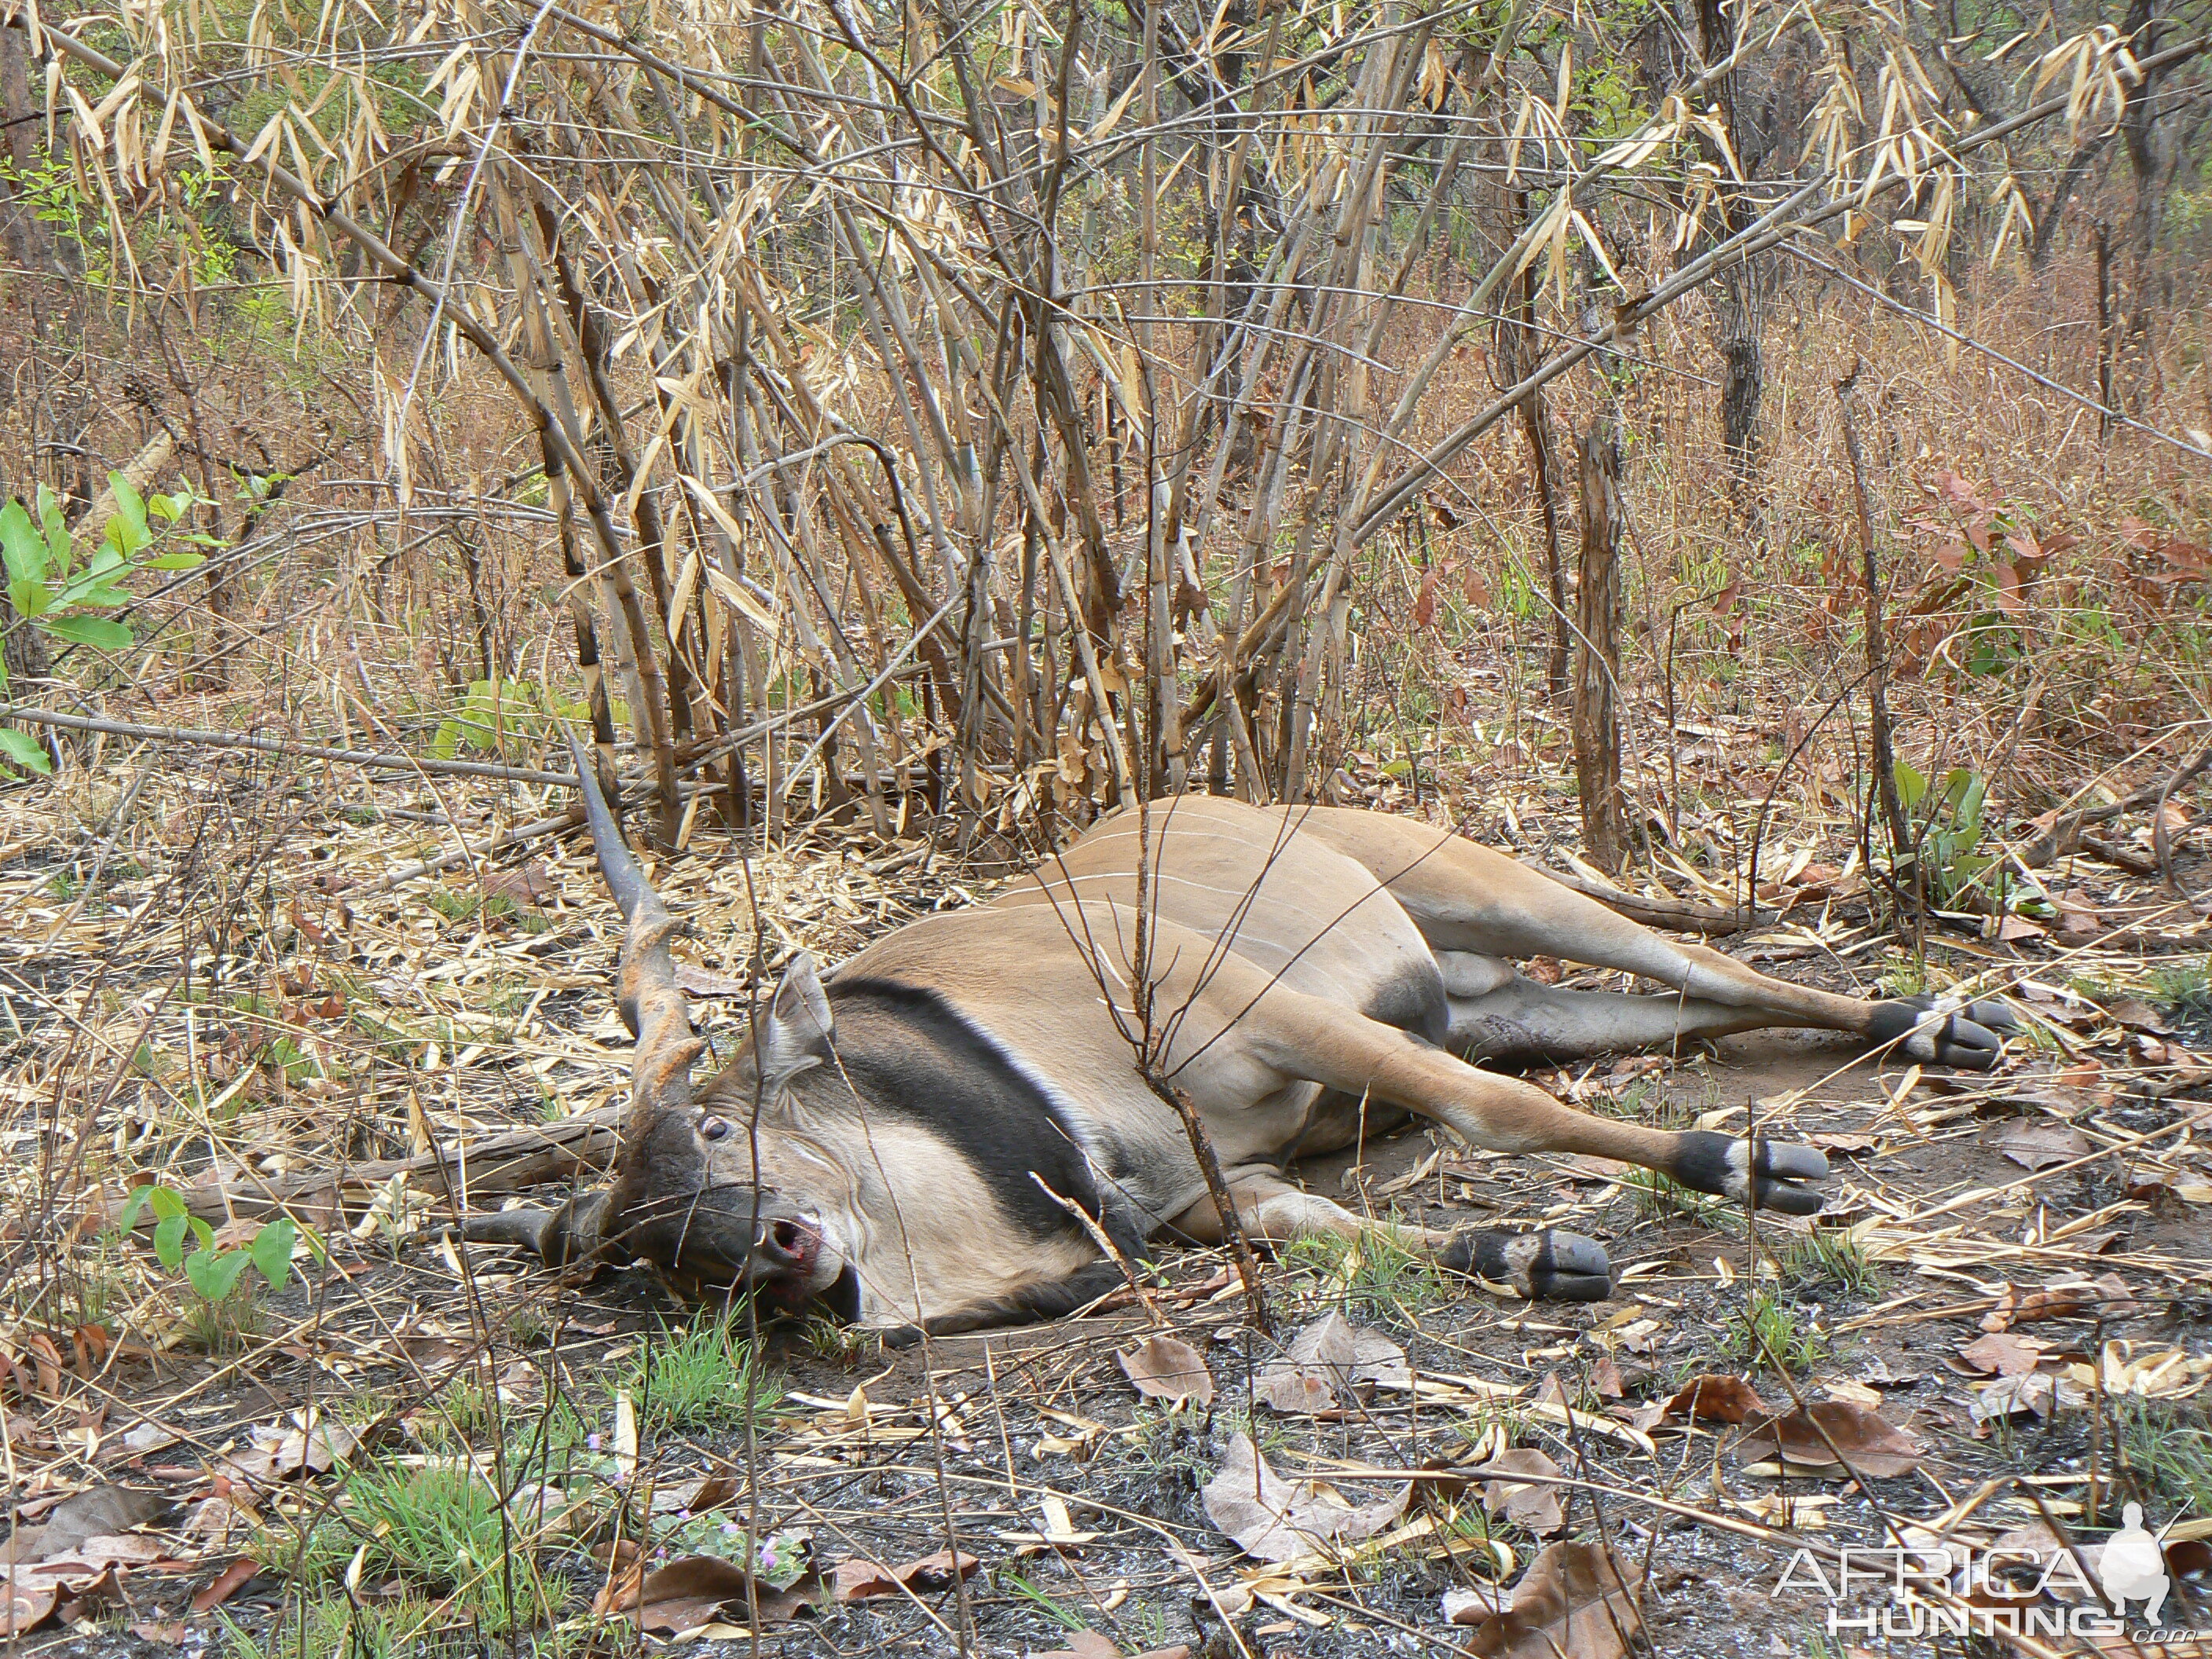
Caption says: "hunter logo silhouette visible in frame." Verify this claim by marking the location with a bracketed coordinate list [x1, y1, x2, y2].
[2099, 1503, 2170, 1628]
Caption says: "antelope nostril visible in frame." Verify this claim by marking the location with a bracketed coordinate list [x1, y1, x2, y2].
[764, 1219, 807, 1263]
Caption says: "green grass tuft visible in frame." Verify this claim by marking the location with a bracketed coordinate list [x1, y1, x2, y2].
[1723, 1289, 1828, 1373]
[1618, 1166, 1742, 1232]
[1777, 1228, 1881, 1297]
[625, 1316, 785, 1433]
[220, 1591, 445, 1659]
[255, 1462, 559, 1638]
[1280, 1226, 1443, 1320]
[2112, 1399, 2212, 1515]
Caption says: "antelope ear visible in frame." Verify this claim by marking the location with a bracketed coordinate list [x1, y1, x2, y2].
[754, 951, 833, 1092]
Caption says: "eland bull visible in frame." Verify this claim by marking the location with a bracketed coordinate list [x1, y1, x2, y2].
[462, 753, 2012, 1339]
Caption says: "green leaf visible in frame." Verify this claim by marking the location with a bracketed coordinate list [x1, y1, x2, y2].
[0, 728, 50, 775]
[35, 616, 134, 650]
[9, 577, 51, 618]
[78, 544, 129, 592]
[145, 552, 207, 570]
[1955, 772, 1987, 834]
[1892, 760, 1928, 813]
[0, 500, 47, 586]
[36, 486, 68, 565]
[153, 1210, 190, 1270]
[189, 1215, 214, 1251]
[144, 1185, 187, 1221]
[185, 1248, 253, 1302]
[115, 1186, 156, 1230]
[250, 1218, 298, 1289]
[107, 471, 148, 548]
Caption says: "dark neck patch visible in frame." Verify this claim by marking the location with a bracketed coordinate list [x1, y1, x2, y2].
[804, 976, 1114, 1247]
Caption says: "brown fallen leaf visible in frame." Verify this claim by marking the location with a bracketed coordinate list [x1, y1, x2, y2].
[1472, 1448, 1567, 1536]
[650, 1474, 742, 1516]
[1251, 1365, 1336, 1414]
[594, 1554, 822, 1633]
[1982, 1119, 2093, 1171]
[216, 1418, 357, 1485]
[1734, 1401, 1923, 1478]
[2100, 1339, 2212, 1401]
[1, 1486, 163, 1562]
[190, 1558, 262, 1613]
[1452, 1540, 1645, 1659]
[2125, 1174, 2212, 1209]
[1038, 1635, 1123, 1659]
[1201, 1434, 1410, 1562]
[2, 1580, 57, 1637]
[1661, 1375, 1767, 1424]
[129, 1620, 190, 1643]
[1116, 1335, 1214, 1405]
[1251, 1310, 1410, 1415]
[2100, 997, 2170, 1034]
[1979, 1274, 2143, 1331]
[1807, 1132, 1881, 1155]
[1951, 1332, 2043, 1377]
[1971, 1369, 2089, 1423]
[2056, 898, 2106, 944]
[831, 1550, 980, 1602]
[0, 1559, 120, 1637]
[1038, 1634, 1192, 1659]
[24, 1536, 166, 1574]
[479, 860, 554, 910]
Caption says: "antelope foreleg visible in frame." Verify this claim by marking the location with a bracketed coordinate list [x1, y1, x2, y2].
[1244, 991, 1831, 1216]
[1324, 815, 2015, 1068]
[1167, 1166, 1613, 1302]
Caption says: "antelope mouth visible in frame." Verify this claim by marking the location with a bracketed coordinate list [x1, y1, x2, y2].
[745, 1218, 855, 1321]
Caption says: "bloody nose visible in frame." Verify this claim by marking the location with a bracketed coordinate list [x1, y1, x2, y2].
[760, 1219, 810, 1266]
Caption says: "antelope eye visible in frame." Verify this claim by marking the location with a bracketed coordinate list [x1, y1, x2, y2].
[700, 1116, 732, 1143]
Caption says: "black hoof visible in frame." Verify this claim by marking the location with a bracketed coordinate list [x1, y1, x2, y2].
[1867, 994, 2012, 1070]
[1672, 1130, 1830, 1215]
[1441, 1229, 1613, 1302]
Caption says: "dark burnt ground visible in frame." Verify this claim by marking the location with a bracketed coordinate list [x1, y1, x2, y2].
[22, 1019, 2206, 1659]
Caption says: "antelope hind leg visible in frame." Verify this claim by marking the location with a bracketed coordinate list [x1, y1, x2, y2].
[1436, 972, 2020, 1070]
[1170, 1165, 1615, 1302]
[1331, 818, 2016, 1069]
[1445, 971, 1785, 1063]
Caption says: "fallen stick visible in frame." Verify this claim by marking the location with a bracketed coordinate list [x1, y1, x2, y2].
[2020, 734, 2212, 869]
[141, 1108, 623, 1225]
[361, 804, 587, 893]
[0, 702, 584, 789]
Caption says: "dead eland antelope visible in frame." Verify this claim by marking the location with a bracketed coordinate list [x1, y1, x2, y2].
[462, 758, 2012, 1340]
